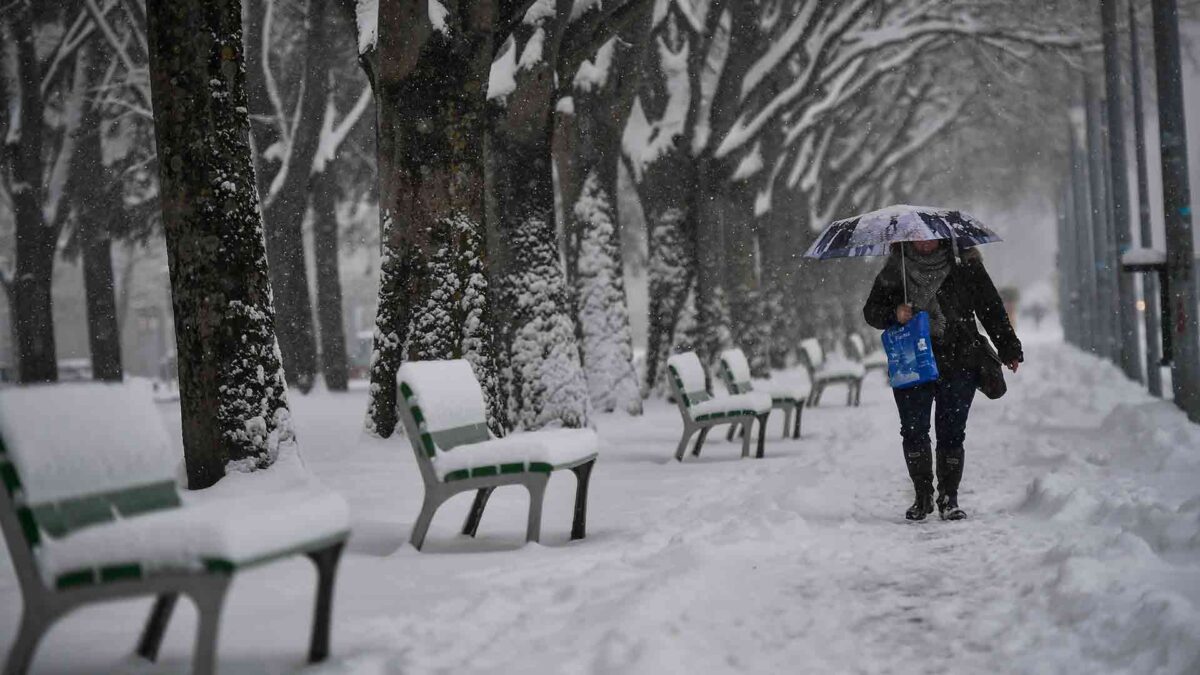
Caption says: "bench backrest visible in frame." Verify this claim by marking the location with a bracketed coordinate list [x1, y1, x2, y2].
[396, 360, 492, 474]
[717, 348, 753, 394]
[0, 383, 180, 588]
[666, 353, 711, 412]
[847, 333, 867, 361]
[799, 338, 825, 372]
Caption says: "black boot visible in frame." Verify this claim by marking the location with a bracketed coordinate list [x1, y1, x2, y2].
[905, 493, 935, 521]
[937, 493, 966, 520]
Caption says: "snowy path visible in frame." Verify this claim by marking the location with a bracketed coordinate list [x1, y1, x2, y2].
[2, 335, 1200, 674]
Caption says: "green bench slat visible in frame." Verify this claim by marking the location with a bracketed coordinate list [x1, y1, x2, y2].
[442, 460, 562, 482]
[53, 530, 350, 589]
[431, 423, 490, 451]
[0, 459, 21, 495]
[25, 480, 182, 539]
[110, 482, 182, 517]
[55, 563, 144, 590]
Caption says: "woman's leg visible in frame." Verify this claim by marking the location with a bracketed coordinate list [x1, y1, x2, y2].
[933, 368, 978, 499]
[894, 382, 937, 497]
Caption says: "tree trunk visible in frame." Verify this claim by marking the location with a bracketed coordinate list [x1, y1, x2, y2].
[489, 14, 590, 430]
[81, 229, 123, 381]
[73, 46, 125, 382]
[692, 160, 732, 367]
[4, 5, 57, 383]
[364, 2, 498, 437]
[311, 168, 348, 391]
[246, 0, 332, 394]
[146, 0, 295, 488]
[560, 28, 649, 415]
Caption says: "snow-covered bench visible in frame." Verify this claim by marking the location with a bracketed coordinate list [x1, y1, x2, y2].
[395, 360, 598, 550]
[847, 333, 888, 377]
[0, 383, 350, 675]
[799, 338, 865, 407]
[717, 348, 808, 439]
[666, 352, 772, 461]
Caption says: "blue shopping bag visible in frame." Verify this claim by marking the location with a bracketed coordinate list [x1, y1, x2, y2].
[881, 311, 940, 389]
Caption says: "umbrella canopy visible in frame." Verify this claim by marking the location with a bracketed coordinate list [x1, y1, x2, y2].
[804, 204, 1002, 260]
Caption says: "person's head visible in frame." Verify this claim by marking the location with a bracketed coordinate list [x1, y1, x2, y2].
[911, 239, 941, 255]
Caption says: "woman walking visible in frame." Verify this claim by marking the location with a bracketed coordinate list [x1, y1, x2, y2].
[862, 240, 1022, 521]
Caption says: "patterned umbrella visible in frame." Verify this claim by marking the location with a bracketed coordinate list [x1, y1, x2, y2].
[803, 204, 1002, 260]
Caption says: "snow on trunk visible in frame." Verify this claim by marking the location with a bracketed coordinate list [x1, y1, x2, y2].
[456, 215, 507, 435]
[573, 172, 642, 414]
[643, 204, 694, 396]
[505, 214, 591, 430]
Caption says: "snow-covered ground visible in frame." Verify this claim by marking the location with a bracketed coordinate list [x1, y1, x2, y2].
[3, 327, 1200, 674]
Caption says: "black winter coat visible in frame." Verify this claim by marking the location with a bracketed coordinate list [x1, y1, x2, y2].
[862, 247, 1023, 374]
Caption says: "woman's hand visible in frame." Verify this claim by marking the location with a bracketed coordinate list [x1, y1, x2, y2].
[1007, 360, 1020, 373]
[895, 303, 913, 325]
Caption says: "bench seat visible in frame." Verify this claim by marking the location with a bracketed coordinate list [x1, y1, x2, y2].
[35, 482, 349, 588]
[690, 392, 772, 421]
[432, 429, 599, 482]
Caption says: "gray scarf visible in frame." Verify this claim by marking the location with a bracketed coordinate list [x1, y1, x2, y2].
[891, 244, 952, 338]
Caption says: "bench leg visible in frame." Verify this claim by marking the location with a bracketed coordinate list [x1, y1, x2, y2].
[136, 593, 179, 662]
[4, 607, 51, 675]
[410, 491, 446, 551]
[781, 407, 792, 439]
[524, 477, 548, 544]
[306, 542, 344, 663]
[462, 487, 495, 537]
[846, 382, 854, 407]
[855, 380, 863, 406]
[793, 402, 804, 439]
[188, 575, 231, 675]
[756, 414, 769, 458]
[691, 427, 710, 457]
[740, 418, 753, 458]
[570, 460, 595, 540]
[725, 423, 737, 442]
[675, 428, 695, 462]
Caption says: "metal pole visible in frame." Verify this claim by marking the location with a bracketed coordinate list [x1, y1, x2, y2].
[1129, 1, 1163, 397]
[1058, 179, 1078, 346]
[1151, 0, 1200, 422]
[1071, 106, 1100, 355]
[1084, 75, 1115, 360]
[1102, 0, 1142, 381]
[1100, 103, 1125, 363]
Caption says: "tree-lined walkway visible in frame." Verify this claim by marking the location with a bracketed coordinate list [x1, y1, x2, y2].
[3, 333, 1197, 673]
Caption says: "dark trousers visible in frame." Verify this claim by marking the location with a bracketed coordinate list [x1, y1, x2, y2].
[893, 368, 977, 498]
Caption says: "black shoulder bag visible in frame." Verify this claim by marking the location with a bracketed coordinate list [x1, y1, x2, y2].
[974, 336, 1007, 400]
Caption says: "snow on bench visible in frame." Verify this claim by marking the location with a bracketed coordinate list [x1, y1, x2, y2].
[717, 347, 808, 439]
[396, 360, 598, 549]
[800, 338, 865, 407]
[847, 333, 888, 373]
[0, 382, 349, 673]
[666, 352, 772, 461]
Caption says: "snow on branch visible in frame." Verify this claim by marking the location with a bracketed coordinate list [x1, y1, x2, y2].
[312, 86, 372, 175]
